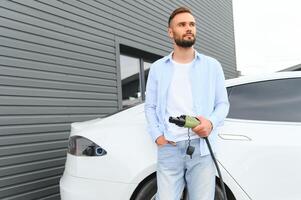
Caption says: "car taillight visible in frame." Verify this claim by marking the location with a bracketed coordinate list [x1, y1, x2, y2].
[68, 136, 107, 157]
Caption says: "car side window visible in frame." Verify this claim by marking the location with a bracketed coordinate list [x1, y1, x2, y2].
[227, 78, 301, 122]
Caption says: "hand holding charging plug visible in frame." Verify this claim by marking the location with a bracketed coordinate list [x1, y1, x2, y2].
[192, 116, 213, 138]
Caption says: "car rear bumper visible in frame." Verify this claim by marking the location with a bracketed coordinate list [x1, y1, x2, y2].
[60, 172, 137, 200]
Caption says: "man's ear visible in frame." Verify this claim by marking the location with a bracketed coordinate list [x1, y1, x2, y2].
[168, 27, 173, 39]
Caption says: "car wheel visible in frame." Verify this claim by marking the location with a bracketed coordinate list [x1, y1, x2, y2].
[135, 177, 226, 200]
[134, 177, 157, 200]
[134, 177, 188, 200]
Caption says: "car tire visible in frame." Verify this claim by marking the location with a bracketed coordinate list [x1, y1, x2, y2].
[134, 177, 188, 200]
[134, 177, 157, 200]
[135, 177, 227, 200]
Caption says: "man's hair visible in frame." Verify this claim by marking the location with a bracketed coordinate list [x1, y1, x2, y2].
[168, 7, 192, 27]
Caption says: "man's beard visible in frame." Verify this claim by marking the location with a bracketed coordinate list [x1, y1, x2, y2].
[174, 35, 196, 48]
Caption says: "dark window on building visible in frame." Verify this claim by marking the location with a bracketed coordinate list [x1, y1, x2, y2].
[228, 78, 301, 122]
[119, 45, 161, 108]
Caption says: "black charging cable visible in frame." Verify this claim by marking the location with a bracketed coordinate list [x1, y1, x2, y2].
[204, 137, 228, 200]
[186, 133, 228, 200]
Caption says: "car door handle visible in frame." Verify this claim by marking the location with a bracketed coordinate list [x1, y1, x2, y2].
[218, 134, 251, 141]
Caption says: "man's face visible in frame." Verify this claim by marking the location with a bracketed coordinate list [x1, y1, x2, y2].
[168, 12, 196, 48]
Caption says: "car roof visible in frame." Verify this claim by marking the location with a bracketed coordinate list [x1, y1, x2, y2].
[226, 71, 301, 87]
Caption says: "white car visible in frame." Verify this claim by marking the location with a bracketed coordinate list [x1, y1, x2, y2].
[60, 72, 301, 200]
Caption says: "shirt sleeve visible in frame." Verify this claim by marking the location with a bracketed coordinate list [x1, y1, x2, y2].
[208, 62, 230, 129]
[144, 65, 163, 142]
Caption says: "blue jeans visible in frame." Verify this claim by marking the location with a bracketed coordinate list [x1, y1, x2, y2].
[156, 138, 215, 200]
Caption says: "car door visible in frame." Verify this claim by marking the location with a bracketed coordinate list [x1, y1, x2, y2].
[218, 77, 301, 200]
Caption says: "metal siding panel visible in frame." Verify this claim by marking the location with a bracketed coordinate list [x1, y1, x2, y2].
[85, 0, 168, 37]
[122, 0, 170, 28]
[38, 193, 60, 200]
[0, 86, 117, 100]
[35, 0, 171, 51]
[0, 115, 104, 126]
[0, 76, 116, 93]
[0, 65, 116, 85]
[0, 166, 64, 189]
[0, 106, 117, 116]
[0, 47, 116, 72]
[0, 52, 115, 74]
[0, 0, 236, 199]
[0, 130, 69, 141]
[0, 36, 115, 64]
[62, 0, 169, 42]
[0, 176, 61, 199]
[0, 17, 115, 56]
[0, 157, 66, 178]
[0, 97, 118, 107]
[0, 141, 68, 157]
[0, 185, 60, 200]
[0, 1, 115, 45]
[0, 147, 66, 166]
[0, 26, 115, 55]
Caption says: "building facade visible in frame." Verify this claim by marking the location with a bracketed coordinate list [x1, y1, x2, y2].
[0, 1, 237, 199]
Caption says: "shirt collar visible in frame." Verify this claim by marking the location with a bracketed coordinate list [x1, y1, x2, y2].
[163, 50, 201, 63]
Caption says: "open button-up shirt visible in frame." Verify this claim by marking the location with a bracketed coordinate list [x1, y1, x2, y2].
[144, 51, 229, 156]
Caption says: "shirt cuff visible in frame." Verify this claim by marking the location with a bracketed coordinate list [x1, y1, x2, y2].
[208, 115, 217, 130]
[151, 131, 163, 143]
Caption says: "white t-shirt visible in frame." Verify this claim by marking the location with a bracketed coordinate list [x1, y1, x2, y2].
[165, 59, 199, 142]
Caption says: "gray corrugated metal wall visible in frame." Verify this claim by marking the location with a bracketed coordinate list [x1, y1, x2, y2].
[0, 0, 236, 199]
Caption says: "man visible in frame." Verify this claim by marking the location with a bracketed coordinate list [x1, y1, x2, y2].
[144, 7, 229, 200]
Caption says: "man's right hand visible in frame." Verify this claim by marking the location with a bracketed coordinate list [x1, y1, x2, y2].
[155, 135, 168, 147]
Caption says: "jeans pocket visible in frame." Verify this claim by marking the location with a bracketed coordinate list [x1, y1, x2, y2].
[157, 144, 176, 160]
[157, 143, 168, 149]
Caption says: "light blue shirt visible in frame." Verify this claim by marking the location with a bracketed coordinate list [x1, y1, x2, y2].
[144, 51, 229, 156]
